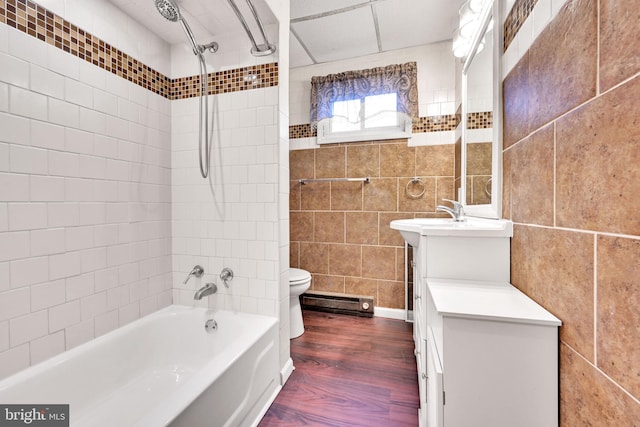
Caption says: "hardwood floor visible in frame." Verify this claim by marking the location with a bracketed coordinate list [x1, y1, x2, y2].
[259, 310, 419, 427]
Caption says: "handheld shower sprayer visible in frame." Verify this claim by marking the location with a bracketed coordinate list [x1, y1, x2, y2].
[154, 0, 217, 179]
[154, 0, 180, 22]
[154, 0, 219, 56]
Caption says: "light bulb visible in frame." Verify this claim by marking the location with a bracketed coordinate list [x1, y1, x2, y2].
[468, 0, 486, 13]
[452, 29, 470, 58]
[453, 44, 469, 58]
[460, 19, 480, 39]
[459, 1, 477, 26]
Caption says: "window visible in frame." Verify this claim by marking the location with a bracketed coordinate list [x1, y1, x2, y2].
[310, 62, 418, 144]
[330, 98, 361, 133]
[320, 93, 411, 144]
[331, 93, 398, 132]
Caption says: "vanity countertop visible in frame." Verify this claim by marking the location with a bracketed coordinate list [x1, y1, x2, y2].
[427, 279, 561, 327]
[390, 217, 513, 240]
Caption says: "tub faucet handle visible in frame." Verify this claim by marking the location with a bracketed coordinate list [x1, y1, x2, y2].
[183, 265, 204, 284]
[220, 267, 234, 288]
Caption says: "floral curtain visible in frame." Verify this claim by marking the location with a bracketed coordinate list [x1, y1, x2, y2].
[309, 62, 419, 126]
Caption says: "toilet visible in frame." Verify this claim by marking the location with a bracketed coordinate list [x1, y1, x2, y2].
[289, 268, 312, 339]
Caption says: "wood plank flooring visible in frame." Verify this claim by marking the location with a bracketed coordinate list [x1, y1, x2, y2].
[259, 310, 419, 427]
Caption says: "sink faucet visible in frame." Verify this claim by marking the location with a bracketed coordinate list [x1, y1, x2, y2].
[194, 282, 218, 300]
[183, 265, 204, 284]
[436, 199, 465, 222]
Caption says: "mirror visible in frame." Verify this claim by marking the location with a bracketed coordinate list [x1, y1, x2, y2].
[461, 0, 501, 218]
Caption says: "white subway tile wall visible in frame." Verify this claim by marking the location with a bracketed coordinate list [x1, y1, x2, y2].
[0, 24, 173, 379]
[171, 88, 281, 318]
[0, 344, 29, 379]
[0, 0, 287, 382]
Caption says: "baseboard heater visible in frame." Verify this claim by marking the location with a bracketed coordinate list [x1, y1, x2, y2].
[301, 290, 374, 317]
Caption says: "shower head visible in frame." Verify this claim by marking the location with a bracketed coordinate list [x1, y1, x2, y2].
[155, 0, 181, 22]
[154, 0, 216, 56]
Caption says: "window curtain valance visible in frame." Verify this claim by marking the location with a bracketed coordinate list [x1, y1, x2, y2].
[310, 62, 419, 127]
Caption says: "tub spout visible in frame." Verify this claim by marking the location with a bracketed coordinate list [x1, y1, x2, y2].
[194, 282, 217, 300]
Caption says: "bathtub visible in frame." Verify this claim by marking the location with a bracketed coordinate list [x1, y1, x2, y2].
[0, 305, 280, 427]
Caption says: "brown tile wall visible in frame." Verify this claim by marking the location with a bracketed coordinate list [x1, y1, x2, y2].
[465, 141, 492, 205]
[290, 140, 455, 309]
[503, 0, 640, 422]
[0, 0, 277, 100]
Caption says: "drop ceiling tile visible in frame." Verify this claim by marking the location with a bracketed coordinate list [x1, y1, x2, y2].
[181, 0, 246, 38]
[290, 0, 366, 20]
[375, 0, 461, 51]
[290, 33, 315, 69]
[291, 7, 379, 64]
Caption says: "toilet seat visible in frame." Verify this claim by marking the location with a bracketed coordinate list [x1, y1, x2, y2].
[289, 268, 311, 285]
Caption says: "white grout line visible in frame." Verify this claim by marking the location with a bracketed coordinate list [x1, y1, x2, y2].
[596, 0, 601, 97]
[553, 121, 557, 228]
[511, 221, 640, 242]
[562, 341, 640, 406]
[505, 66, 640, 156]
[593, 233, 598, 367]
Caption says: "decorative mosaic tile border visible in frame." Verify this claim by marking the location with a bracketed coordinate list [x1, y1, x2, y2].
[467, 111, 493, 129]
[504, 0, 539, 52]
[0, 0, 277, 100]
[173, 64, 278, 99]
[413, 114, 460, 133]
[288, 114, 462, 140]
[289, 124, 317, 139]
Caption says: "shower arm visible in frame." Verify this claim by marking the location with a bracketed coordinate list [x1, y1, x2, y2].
[180, 19, 219, 55]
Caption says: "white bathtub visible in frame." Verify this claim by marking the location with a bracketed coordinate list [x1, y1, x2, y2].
[0, 305, 280, 427]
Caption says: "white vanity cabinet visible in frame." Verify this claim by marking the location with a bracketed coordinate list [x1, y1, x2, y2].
[393, 218, 559, 426]
[424, 279, 561, 427]
[415, 234, 510, 282]
[411, 232, 511, 427]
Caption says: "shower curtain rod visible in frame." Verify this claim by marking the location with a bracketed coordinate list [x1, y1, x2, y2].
[226, 0, 276, 56]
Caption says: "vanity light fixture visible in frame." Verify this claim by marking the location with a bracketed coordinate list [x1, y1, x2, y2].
[452, 0, 491, 58]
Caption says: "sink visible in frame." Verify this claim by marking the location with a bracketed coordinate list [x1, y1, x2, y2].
[390, 217, 513, 246]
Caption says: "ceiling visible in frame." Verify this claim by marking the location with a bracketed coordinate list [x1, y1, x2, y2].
[289, 0, 463, 68]
[110, 0, 464, 69]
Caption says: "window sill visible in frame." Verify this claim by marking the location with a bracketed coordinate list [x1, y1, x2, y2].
[316, 116, 413, 145]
